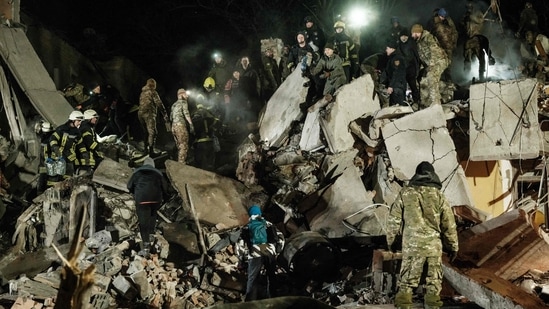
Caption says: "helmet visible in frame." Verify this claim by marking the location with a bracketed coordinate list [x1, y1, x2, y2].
[83, 109, 99, 120]
[68, 110, 84, 121]
[41, 121, 52, 133]
[203, 77, 215, 90]
[248, 205, 262, 216]
[334, 21, 345, 29]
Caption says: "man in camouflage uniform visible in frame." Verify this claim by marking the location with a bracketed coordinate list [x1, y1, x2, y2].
[138, 78, 168, 156]
[386, 161, 459, 309]
[411, 24, 449, 107]
[170, 88, 194, 163]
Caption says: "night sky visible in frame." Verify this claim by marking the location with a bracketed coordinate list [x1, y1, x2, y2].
[19, 0, 546, 90]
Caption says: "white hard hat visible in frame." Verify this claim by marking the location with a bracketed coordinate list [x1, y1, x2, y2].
[41, 121, 52, 132]
[84, 109, 99, 120]
[68, 110, 84, 121]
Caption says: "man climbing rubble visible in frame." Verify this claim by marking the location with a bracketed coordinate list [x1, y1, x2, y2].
[127, 156, 168, 256]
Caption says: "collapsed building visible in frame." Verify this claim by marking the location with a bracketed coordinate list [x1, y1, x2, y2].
[0, 3, 549, 309]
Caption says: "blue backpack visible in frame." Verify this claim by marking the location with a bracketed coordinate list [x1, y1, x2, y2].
[248, 218, 268, 245]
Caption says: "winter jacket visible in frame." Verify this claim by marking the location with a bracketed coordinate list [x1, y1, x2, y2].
[127, 164, 167, 204]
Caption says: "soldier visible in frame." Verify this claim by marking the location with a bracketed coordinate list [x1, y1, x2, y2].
[381, 40, 407, 106]
[310, 43, 347, 99]
[431, 8, 458, 62]
[80, 109, 104, 173]
[411, 24, 449, 106]
[517, 2, 538, 38]
[138, 78, 169, 157]
[386, 161, 458, 309]
[261, 47, 281, 101]
[170, 88, 194, 164]
[49, 110, 89, 177]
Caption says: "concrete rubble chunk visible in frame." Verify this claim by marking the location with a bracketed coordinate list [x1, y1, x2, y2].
[165, 160, 251, 228]
[469, 78, 540, 161]
[112, 274, 139, 300]
[319, 74, 381, 153]
[381, 104, 475, 209]
[90, 292, 112, 309]
[298, 150, 376, 238]
[92, 158, 132, 192]
[299, 108, 323, 151]
[130, 270, 154, 300]
[259, 68, 309, 148]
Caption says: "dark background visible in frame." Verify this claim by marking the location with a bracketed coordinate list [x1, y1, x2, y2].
[19, 0, 548, 91]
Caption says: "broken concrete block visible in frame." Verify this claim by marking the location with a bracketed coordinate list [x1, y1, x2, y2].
[85, 230, 112, 254]
[165, 161, 251, 228]
[11, 297, 44, 309]
[92, 158, 132, 192]
[469, 78, 540, 161]
[299, 150, 375, 237]
[90, 292, 112, 309]
[126, 260, 145, 275]
[259, 68, 309, 148]
[381, 104, 475, 209]
[93, 273, 111, 291]
[112, 275, 138, 300]
[319, 74, 381, 153]
[95, 255, 122, 277]
[299, 108, 324, 151]
[130, 270, 153, 300]
[152, 233, 170, 259]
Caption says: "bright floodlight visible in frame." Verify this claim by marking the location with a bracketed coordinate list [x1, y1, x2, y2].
[347, 7, 370, 28]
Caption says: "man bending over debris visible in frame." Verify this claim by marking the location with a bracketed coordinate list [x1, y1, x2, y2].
[127, 156, 167, 256]
[386, 161, 459, 309]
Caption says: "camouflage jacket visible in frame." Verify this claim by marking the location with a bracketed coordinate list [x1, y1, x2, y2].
[170, 98, 192, 126]
[432, 16, 458, 56]
[386, 185, 459, 257]
[416, 30, 448, 69]
[139, 85, 166, 118]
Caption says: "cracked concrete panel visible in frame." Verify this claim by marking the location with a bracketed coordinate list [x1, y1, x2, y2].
[319, 74, 380, 153]
[469, 78, 540, 161]
[93, 158, 133, 192]
[165, 160, 250, 228]
[382, 104, 474, 208]
[299, 108, 323, 151]
[259, 68, 309, 148]
[298, 150, 375, 238]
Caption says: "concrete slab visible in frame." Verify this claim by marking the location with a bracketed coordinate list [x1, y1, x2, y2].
[0, 28, 73, 127]
[299, 108, 323, 151]
[298, 150, 376, 238]
[165, 160, 250, 228]
[92, 158, 132, 192]
[259, 68, 309, 148]
[469, 78, 540, 161]
[382, 104, 474, 208]
[319, 74, 380, 153]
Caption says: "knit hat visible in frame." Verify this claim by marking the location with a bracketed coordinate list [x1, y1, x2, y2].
[386, 40, 398, 49]
[411, 24, 423, 34]
[415, 161, 435, 175]
[438, 8, 447, 18]
[324, 42, 335, 50]
[400, 28, 410, 37]
[177, 88, 186, 96]
[248, 205, 262, 216]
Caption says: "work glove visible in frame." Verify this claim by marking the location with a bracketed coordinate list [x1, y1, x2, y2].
[447, 251, 458, 263]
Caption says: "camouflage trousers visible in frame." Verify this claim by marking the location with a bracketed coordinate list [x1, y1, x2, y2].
[419, 57, 448, 107]
[138, 110, 157, 148]
[172, 122, 190, 163]
[395, 255, 443, 308]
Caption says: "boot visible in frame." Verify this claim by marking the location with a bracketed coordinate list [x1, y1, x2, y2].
[138, 242, 150, 257]
[424, 293, 443, 309]
[394, 292, 413, 309]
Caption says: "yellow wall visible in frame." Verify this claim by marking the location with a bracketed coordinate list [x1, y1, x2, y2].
[462, 160, 507, 219]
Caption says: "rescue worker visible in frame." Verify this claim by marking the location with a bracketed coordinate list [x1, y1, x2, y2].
[398, 28, 421, 105]
[36, 120, 55, 194]
[224, 70, 245, 125]
[49, 110, 89, 177]
[138, 78, 169, 157]
[236, 56, 262, 122]
[287, 32, 317, 72]
[464, 34, 495, 82]
[329, 21, 359, 82]
[382, 40, 407, 106]
[208, 53, 232, 94]
[524, 31, 549, 83]
[288, 31, 321, 107]
[235, 205, 284, 301]
[411, 24, 449, 107]
[390, 16, 406, 44]
[303, 15, 325, 53]
[517, 2, 538, 38]
[386, 161, 459, 309]
[261, 47, 281, 101]
[201, 77, 223, 121]
[191, 104, 220, 171]
[127, 156, 168, 257]
[170, 88, 194, 164]
[310, 42, 347, 99]
[80, 109, 104, 173]
[431, 8, 458, 62]
[62, 82, 90, 110]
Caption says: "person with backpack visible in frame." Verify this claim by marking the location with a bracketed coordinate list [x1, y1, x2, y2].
[236, 205, 284, 301]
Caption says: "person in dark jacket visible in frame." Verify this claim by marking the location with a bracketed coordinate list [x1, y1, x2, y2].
[398, 28, 421, 104]
[191, 104, 220, 171]
[127, 156, 168, 256]
[303, 15, 325, 53]
[382, 40, 407, 106]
